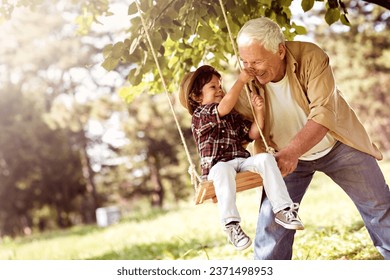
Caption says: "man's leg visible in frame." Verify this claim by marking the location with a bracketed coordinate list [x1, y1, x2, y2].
[318, 143, 390, 259]
[253, 161, 314, 259]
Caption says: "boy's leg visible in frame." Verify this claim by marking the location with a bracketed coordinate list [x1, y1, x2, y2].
[241, 153, 292, 212]
[208, 161, 240, 225]
[208, 160, 251, 250]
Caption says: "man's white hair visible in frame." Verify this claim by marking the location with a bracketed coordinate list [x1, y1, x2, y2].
[237, 17, 285, 54]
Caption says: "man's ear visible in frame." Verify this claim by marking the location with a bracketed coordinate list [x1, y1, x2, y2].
[278, 43, 286, 59]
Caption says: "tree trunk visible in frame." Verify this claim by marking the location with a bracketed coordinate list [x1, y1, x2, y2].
[148, 157, 164, 208]
[79, 132, 98, 223]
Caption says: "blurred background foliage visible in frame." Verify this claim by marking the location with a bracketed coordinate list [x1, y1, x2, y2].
[0, 0, 389, 237]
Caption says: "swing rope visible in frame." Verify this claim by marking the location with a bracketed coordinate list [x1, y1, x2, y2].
[217, 0, 274, 154]
[134, 0, 202, 188]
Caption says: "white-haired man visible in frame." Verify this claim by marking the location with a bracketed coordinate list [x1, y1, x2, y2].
[237, 17, 390, 260]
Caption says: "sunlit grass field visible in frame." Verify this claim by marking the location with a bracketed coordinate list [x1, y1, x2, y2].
[0, 162, 389, 260]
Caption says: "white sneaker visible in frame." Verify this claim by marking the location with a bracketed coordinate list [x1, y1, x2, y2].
[224, 222, 252, 250]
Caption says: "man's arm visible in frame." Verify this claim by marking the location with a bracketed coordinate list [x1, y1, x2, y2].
[275, 119, 328, 176]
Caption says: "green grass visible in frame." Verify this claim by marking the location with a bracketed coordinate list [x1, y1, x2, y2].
[0, 161, 389, 260]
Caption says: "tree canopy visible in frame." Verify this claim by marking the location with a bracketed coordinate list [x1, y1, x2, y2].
[98, 0, 389, 100]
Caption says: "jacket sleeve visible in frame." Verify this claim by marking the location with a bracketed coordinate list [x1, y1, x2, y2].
[304, 45, 338, 130]
[299, 44, 382, 160]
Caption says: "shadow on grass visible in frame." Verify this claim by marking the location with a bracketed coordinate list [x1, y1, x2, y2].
[8, 225, 104, 246]
[9, 208, 171, 246]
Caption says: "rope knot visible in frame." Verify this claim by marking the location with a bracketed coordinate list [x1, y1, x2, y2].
[266, 146, 276, 155]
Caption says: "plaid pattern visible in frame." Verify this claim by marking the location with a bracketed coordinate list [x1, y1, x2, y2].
[191, 103, 252, 179]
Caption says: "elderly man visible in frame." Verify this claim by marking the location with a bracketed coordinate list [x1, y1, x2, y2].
[236, 17, 390, 260]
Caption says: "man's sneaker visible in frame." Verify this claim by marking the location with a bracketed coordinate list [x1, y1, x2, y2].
[224, 222, 252, 250]
[275, 203, 304, 230]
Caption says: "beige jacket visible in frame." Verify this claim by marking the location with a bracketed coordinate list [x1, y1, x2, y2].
[245, 41, 382, 160]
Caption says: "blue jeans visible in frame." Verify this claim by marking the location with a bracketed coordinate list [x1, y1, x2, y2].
[254, 142, 390, 259]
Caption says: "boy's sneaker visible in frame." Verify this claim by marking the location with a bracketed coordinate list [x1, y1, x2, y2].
[275, 203, 304, 230]
[224, 222, 252, 250]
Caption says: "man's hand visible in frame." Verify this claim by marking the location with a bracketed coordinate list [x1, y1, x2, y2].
[274, 120, 329, 176]
[275, 147, 299, 177]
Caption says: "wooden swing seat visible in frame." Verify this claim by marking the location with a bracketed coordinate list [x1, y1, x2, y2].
[195, 171, 263, 204]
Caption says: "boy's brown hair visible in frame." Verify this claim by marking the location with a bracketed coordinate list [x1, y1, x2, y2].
[179, 65, 221, 115]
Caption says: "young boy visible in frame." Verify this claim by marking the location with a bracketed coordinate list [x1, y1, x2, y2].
[179, 65, 304, 251]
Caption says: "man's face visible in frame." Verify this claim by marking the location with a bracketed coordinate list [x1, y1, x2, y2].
[239, 42, 286, 85]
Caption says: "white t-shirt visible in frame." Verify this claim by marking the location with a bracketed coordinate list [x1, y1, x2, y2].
[265, 73, 335, 161]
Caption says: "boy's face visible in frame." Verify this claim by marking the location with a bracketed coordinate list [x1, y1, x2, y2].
[200, 74, 224, 105]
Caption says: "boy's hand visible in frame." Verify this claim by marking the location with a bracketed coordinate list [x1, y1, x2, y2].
[238, 68, 255, 84]
[251, 93, 264, 111]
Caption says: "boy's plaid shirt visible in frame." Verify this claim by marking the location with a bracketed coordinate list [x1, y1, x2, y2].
[191, 103, 252, 179]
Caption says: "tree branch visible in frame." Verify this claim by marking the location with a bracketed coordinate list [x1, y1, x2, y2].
[364, 0, 390, 9]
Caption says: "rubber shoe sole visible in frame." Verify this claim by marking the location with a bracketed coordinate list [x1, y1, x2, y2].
[231, 237, 252, 251]
[275, 216, 304, 230]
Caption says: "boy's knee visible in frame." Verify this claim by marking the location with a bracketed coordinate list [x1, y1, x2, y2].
[209, 162, 234, 178]
[253, 153, 274, 165]
[212, 161, 232, 171]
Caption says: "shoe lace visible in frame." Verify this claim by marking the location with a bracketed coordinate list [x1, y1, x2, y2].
[231, 224, 247, 241]
[234, 225, 246, 241]
[284, 203, 300, 222]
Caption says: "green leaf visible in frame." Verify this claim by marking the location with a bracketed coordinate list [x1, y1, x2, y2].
[139, 40, 148, 51]
[168, 55, 179, 69]
[128, 2, 138, 15]
[101, 57, 119, 71]
[158, 45, 165, 56]
[325, 8, 340, 25]
[129, 37, 139, 55]
[127, 67, 143, 86]
[276, 12, 288, 26]
[340, 13, 351, 26]
[292, 23, 307, 35]
[151, 32, 162, 51]
[112, 42, 125, 59]
[140, 0, 150, 12]
[169, 29, 182, 41]
[172, 20, 181, 26]
[102, 44, 113, 59]
[118, 86, 138, 103]
[197, 25, 214, 39]
[301, 0, 315, 12]
[160, 15, 172, 28]
[280, 0, 293, 7]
